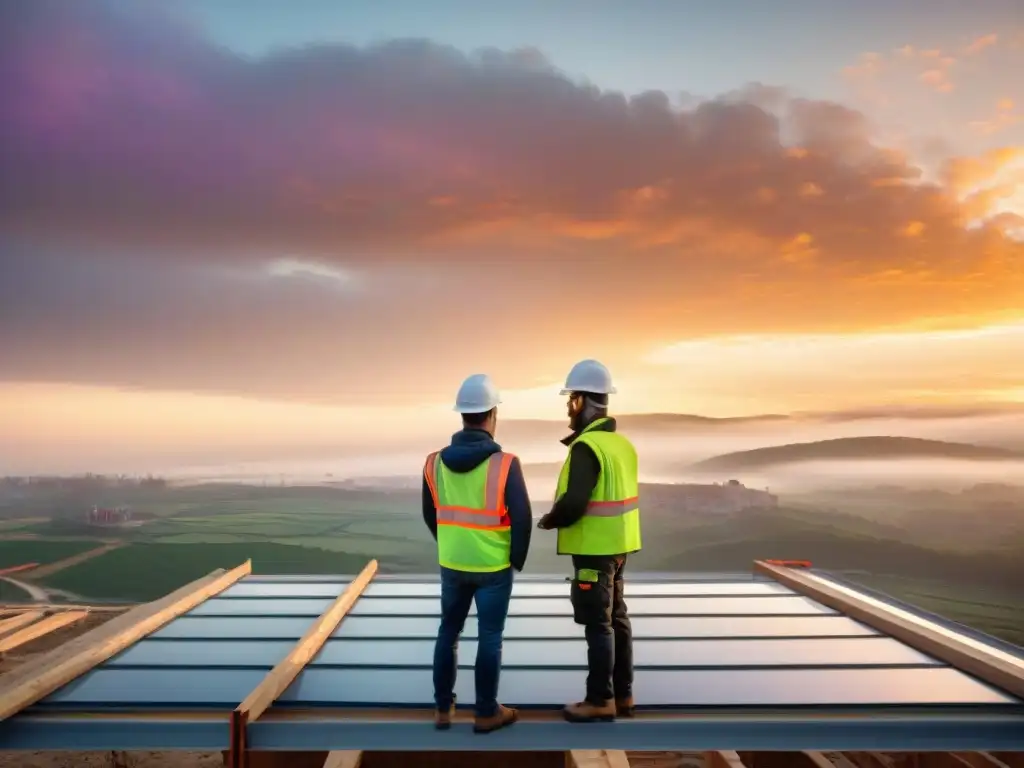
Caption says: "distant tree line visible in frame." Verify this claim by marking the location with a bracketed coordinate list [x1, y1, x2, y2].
[1, 474, 168, 490]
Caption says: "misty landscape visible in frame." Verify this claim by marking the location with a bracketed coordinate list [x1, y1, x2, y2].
[3, 404, 1022, 645]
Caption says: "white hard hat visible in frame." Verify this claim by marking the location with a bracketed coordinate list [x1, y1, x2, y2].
[559, 359, 617, 395]
[453, 373, 502, 413]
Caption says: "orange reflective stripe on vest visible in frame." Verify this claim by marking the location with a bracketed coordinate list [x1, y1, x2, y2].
[583, 496, 639, 517]
[424, 452, 514, 530]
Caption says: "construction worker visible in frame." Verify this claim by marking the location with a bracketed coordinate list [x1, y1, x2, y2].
[536, 359, 641, 723]
[422, 373, 532, 734]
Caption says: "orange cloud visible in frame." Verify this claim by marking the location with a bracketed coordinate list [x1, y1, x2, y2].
[843, 33, 1017, 102]
[964, 33, 998, 55]
[970, 98, 1023, 137]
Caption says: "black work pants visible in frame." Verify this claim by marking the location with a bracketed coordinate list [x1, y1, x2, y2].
[569, 554, 633, 704]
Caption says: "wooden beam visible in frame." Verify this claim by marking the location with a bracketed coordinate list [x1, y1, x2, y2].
[0, 603, 132, 613]
[0, 610, 88, 655]
[802, 754, 839, 768]
[230, 559, 378, 768]
[236, 559, 378, 723]
[754, 560, 1024, 699]
[0, 559, 251, 720]
[568, 751, 631, 768]
[830, 753, 862, 768]
[951, 753, 1012, 768]
[705, 752, 748, 768]
[324, 752, 363, 768]
[0, 611, 45, 638]
[739, 752, 834, 768]
[842, 754, 894, 768]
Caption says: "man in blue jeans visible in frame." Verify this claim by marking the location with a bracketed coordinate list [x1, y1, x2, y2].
[422, 374, 532, 733]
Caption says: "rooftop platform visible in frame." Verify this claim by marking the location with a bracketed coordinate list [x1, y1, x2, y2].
[0, 559, 1022, 766]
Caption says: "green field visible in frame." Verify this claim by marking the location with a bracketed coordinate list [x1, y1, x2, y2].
[42, 542, 374, 601]
[0, 580, 32, 601]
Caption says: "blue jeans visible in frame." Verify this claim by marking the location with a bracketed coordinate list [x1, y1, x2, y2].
[433, 565, 513, 718]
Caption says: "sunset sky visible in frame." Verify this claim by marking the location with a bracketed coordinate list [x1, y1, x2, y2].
[1, 0, 1023, 470]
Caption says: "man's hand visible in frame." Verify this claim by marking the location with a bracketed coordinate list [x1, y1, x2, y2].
[536, 514, 554, 530]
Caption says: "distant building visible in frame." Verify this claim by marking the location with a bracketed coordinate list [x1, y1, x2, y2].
[86, 505, 132, 525]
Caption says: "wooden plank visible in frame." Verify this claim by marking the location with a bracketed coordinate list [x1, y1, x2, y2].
[831, 754, 861, 768]
[952, 755, 1013, 768]
[0, 559, 251, 720]
[803, 754, 839, 768]
[754, 560, 1024, 699]
[236, 558, 378, 724]
[230, 559, 378, 768]
[569, 751, 631, 768]
[0, 603, 132, 613]
[739, 752, 829, 768]
[842, 755, 893, 768]
[0, 611, 45, 638]
[706, 752, 748, 768]
[0, 610, 88, 654]
[324, 752, 363, 768]
[916, 755, 985, 768]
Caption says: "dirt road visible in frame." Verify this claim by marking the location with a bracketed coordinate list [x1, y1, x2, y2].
[24, 542, 123, 580]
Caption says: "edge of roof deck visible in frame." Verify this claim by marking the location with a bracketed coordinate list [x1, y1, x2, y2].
[3, 709, 1024, 752]
[2, 561, 1024, 753]
[242, 570, 775, 583]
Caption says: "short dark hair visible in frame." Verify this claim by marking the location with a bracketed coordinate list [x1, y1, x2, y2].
[574, 391, 608, 407]
[462, 407, 495, 427]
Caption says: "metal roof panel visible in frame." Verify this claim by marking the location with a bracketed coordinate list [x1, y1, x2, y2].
[219, 579, 797, 598]
[101, 636, 939, 669]
[341, 595, 837, 617]
[331, 614, 879, 639]
[277, 666, 1018, 707]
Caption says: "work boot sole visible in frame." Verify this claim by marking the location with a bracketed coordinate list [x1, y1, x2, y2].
[616, 706, 635, 718]
[563, 709, 616, 723]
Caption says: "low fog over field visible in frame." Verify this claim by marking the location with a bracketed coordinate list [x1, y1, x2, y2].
[156, 406, 1024, 495]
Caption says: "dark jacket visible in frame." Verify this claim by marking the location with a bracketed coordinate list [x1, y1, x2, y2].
[421, 428, 532, 571]
[542, 416, 617, 530]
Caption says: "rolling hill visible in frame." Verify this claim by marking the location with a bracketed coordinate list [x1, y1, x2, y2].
[690, 436, 1024, 472]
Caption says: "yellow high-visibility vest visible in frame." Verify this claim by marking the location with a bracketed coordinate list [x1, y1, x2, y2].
[424, 451, 514, 572]
[554, 419, 641, 556]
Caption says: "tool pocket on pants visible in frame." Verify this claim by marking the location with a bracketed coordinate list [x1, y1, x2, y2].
[570, 568, 610, 626]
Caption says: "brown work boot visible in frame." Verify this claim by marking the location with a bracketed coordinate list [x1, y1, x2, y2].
[563, 699, 617, 723]
[473, 703, 518, 734]
[434, 698, 457, 730]
[615, 696, 635, 718]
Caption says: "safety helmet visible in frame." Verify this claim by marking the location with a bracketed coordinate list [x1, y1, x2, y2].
[453, 373, 502, 413]
[559, 359, 617, 396]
